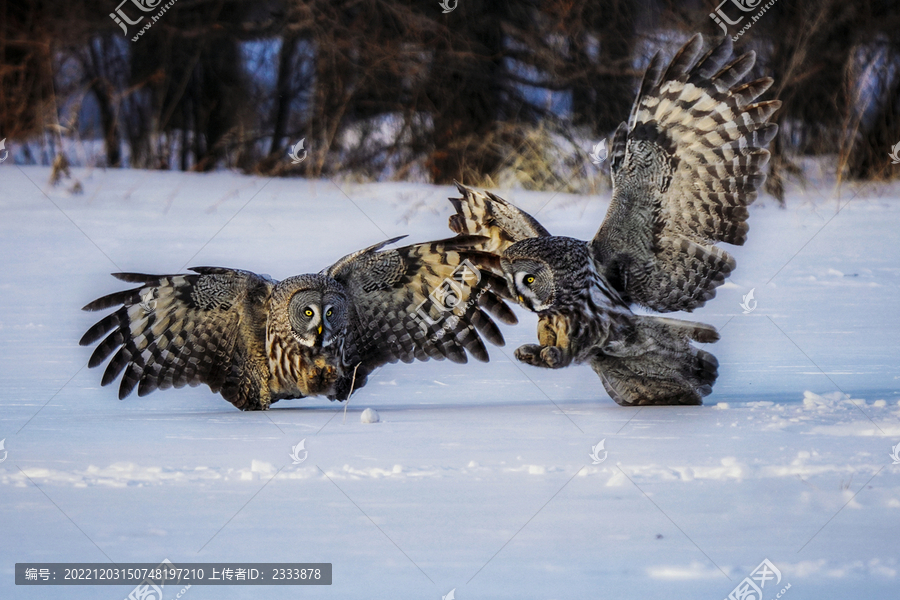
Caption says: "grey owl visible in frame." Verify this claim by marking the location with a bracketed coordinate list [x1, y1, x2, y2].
[80, 236, 516, 410]
[450, 34, 780, 406]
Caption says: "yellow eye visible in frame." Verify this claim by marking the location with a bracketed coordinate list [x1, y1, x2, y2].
[326, 308, 333, 317]
[524, 275, 535, 285]
[304, 308, 314, 317]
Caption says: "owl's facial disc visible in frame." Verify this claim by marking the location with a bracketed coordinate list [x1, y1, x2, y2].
[319, 292, 348, 348]
[320, 304, 336, 347]
[288, 290, 325, 347]
[282, 278, 348, 351]
[299, 304, 322, 347]
[510, 264, 553, 312]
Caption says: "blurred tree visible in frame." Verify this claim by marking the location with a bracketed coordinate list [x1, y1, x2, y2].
[0, 1, 55, 145]
[424, 0, 509, 183]
[4, 0, 899, 189]
[80, 35, 126, 166]
[569, 0, 638, 135]
[844, 2, 900, 180]
[129, 0, 253, 170]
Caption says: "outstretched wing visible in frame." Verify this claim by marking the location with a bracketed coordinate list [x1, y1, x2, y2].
[448, 182, 550, 254]
[592, 34, 781, 312]
[79, 268, 274, 410]
[325, 236, 517, 393]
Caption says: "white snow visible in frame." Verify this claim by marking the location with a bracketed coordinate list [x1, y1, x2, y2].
[1, 165, 898, 599]
[360, 409, 380, 424]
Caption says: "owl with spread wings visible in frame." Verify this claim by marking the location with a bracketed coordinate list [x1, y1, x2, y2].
[80, 236, 516, 410]
[450, 34, 780, 405]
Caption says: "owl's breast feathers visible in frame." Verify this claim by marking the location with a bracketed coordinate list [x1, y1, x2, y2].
[538, 264, 634, 365]
[265, 323, 342, 400]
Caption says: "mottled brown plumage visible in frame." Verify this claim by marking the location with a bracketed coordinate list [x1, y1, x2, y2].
[594, 34, 780, 312]
[449, 34, 779, 405]
[80, 237, 516, 410]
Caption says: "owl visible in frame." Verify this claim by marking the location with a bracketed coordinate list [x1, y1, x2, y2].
[80, 236, 516, 410]
[450, 34, 781, 405]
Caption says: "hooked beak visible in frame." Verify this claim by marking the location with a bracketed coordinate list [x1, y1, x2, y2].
[317, 324, 323, 335]
[517, 295, 525, 304]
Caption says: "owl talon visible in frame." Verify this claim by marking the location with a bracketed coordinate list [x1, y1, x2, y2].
[515, 344, 548, 367]
[316, 363, 339, 386]
[515, 344, 570, 369]
[539, 345, 568, 368]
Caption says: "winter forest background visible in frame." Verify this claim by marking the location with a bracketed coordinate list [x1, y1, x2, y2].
[3, 0, 900, 198]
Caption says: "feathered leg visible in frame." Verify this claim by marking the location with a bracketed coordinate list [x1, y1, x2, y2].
[591, 316, 719, 406]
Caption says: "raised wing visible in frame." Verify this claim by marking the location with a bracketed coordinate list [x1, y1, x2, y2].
[79, 268, 274, 410]
[592, 34, 781, 312]
[325, 236, 517, 396]
[448, 182, 550, 254]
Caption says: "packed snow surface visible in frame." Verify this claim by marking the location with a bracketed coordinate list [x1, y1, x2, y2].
[1, 166, 898, 599]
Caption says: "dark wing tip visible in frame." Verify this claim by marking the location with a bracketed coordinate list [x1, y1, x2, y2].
[381, 234, 409, 247]
[111, 272, 158, 283]
[188, 266, 234, 275]
[81, 299, 103, 312]
[81, 288, 141, 312]
[440, 234, 492, 250]
[80, 320, 108, 346]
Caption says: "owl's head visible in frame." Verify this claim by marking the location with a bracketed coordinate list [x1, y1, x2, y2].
[273, 275, 348, 349]
[501, 237, 591, 313]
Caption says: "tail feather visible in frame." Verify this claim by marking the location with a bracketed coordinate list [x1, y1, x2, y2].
[591, 316, 718, 406]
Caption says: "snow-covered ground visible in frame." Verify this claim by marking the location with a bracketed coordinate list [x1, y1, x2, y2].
[1, 165, 898, 600]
